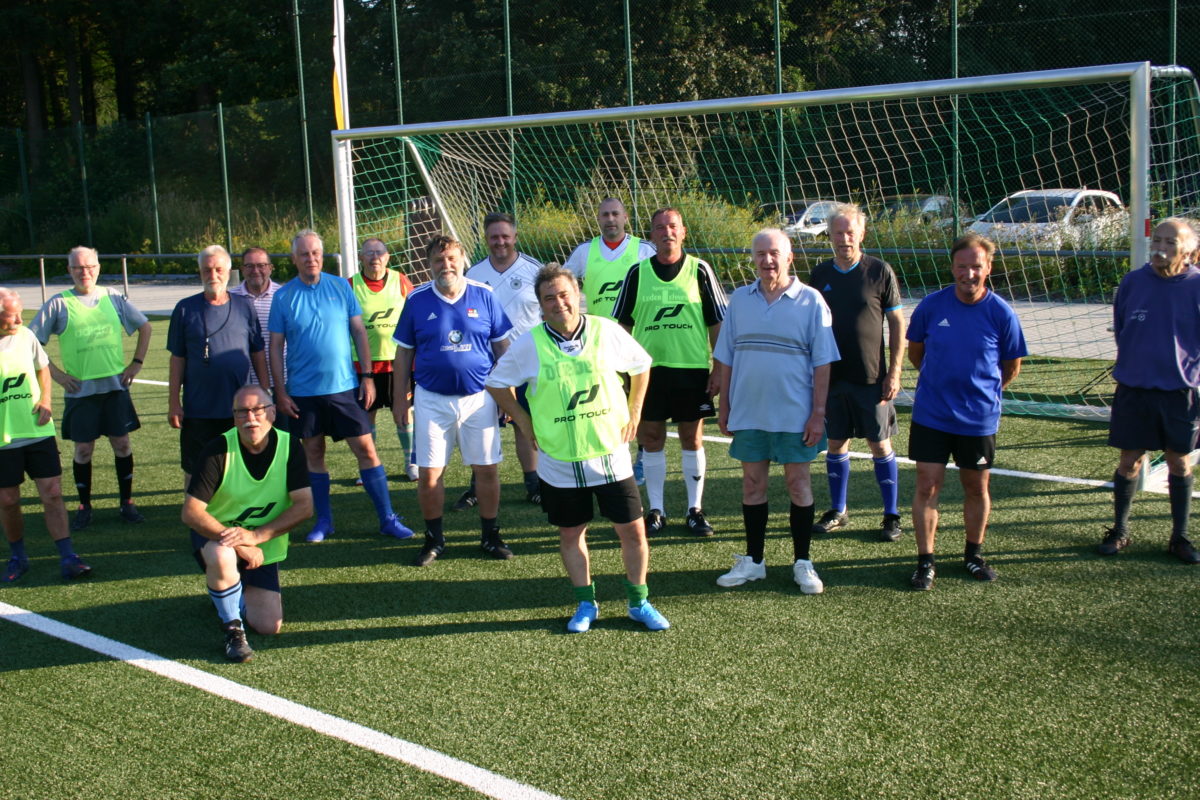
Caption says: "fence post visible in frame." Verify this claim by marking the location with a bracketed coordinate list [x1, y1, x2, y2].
[391, 0, 404, 124]
[76, 121, 93, 246]
[39, 257, 46, 306]
[145, 112, 163, 268]
[774, 0, 784, 208]
[504, 0, 516, 211]
[950, 1, 961, 234]
[121, 255, 130, 298]
[624, 0, 637, 231]
[293, 0, 316, 229]
[16, 130, 35, 250]
[217, 103, 233, 254]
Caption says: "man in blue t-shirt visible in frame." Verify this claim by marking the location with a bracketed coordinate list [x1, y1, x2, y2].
[906, 233, 1027, 590]
[1101, 218, 1200, 564]
[393, 235, 513, 567]
[268, 230, 413, 544]
[167, 245, 268, 489]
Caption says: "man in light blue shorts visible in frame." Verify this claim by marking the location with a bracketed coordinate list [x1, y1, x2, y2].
[712, 229, 839, 594]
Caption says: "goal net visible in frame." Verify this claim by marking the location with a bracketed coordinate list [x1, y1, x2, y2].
[334, 63, 1200, 420]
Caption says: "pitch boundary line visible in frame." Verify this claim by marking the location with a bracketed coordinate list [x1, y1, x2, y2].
[0, 602, 565, 800]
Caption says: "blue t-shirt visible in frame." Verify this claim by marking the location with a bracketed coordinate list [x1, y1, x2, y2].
[269, 275, 362, 397]
[167, 293, 264, 419]
[394, 280, 512, 396]
[1112, 263, 1200, 390]
[907, 287, 1027, 436]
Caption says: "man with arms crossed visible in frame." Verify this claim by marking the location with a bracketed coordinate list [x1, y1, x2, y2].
[906, 233, 1026, 590]
[1100, 218, 1200, 564]
[487, 266, 669, 631]
[183, 384, 312, 662]
[31, 246, 152, 529]
[394, 235, 513, 566]
[809, 204, 906, 541]
[269, 230, 413, 543]
[612, 207, 727, 536]
[713, 230, 839, 594]
[0, 288, 91, 583]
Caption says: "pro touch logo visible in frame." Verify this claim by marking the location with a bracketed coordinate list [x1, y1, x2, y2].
[597, 280, 623, 296]
[1, 374, 27, 393]
[652, 304, 684, 322]
[566, 384, 600, 410]
[0, 371, 32, 405]
[234, 502, 277, 524]
[366, 308, 396, 324]
[644, 303, 692, 332]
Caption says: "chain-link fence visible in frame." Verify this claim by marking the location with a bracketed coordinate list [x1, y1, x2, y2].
[0, 0, 1196, 268]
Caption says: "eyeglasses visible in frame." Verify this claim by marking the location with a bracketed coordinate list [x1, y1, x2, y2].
[70, 264, 100, 272]
[233, 403, 275, 418]
[361, 250, 388, 257]
[242, 262, 272, 269]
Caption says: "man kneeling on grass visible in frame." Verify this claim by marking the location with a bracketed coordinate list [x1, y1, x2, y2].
[486, 265, 669, 632]
[182, 384, 312, 661]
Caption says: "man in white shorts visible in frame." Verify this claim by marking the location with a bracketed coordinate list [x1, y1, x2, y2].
[393, 235, 513, 566]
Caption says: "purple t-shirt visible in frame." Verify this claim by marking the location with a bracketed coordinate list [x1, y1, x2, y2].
[1112, 263, 1200, 390]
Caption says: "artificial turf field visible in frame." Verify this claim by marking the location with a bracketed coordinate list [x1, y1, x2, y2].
[2, 313, 1198, 800]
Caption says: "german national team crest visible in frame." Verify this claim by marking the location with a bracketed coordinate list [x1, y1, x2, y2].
[448, 330, 463, 344]
[511, 277, 523, 290]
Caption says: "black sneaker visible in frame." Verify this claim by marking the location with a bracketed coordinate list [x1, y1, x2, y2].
[812, 509, 848, 535]
[1098, 527, 1130, 556]
[481, 529, 514, 560]
[879, 514, 903, 542]
[910, 564, 936, 591]
[452, 489, 478, 512]
[645, 509, 667, 536]
[964, 554, 997, 582]
[685, 507, 714, 537]
[1168, 536, 1200, 565]
[223, 620, 254, 662]
[118, 502, 145, 524]
[413, 536, 445, 567]
[70, 505, 92, 532]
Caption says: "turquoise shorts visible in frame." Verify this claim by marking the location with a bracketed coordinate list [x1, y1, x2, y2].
[729, 429, 826, 464]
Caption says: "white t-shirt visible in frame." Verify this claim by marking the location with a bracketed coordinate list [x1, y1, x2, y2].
[487, 316, 651, 487]
[467, 253, 544, 339]
[562, 234, 657, 280]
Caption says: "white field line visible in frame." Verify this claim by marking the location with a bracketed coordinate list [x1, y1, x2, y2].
[131, 378, 169, 386]
[0, 602, 564, 800]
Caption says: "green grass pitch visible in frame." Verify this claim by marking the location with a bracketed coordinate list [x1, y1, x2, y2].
[1, 313, 1197, 799]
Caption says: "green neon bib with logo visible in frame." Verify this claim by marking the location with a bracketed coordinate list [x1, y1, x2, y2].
[206, 428, 293, 565]
[583, 236, 642, 319]
[631, 255, 710, 368]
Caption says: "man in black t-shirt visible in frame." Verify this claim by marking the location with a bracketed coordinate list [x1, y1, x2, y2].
[808, 204, 907, 542]
[182, 385, 312, 662]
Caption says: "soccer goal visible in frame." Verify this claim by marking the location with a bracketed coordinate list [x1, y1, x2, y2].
[332, 62, 1200, 421]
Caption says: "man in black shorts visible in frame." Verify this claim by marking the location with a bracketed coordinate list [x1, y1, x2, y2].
[0, 288, 92, 583]
[167, 245, 269, 490]
[809, 204, 907, 541]
[30, 246, 153, 530]
[612, 208, 727, 536]
[487, 265, 669, 631]
[182, 384, 312, 661]
[1101, 218, 1200, 564]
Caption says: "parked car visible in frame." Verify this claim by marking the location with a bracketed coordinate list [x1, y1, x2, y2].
[760, 198, 842, 239]
[967, 188, 1128, 249]
[874, 194, 970, 227]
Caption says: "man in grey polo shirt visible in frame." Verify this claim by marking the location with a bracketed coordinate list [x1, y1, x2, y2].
[712, 228, 839, 594]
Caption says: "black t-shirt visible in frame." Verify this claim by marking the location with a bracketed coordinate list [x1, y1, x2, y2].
[808, 255, 901, 385]
[186, 428, 310, 503]
[611, 252, 727, 329]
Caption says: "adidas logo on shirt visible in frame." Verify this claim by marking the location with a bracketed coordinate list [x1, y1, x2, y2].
[937, 318, 951, 327]
[427, 312, 438, 321]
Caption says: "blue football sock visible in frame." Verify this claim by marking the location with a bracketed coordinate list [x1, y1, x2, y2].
[360, 464, 395, 523]
[9, 538, 27, 561]
[309, 471, 332, 525]
[873, 453, 900, 517]
[826, 452, 851, 513]
[209, 581, 244, 625]
[53, 536, 75, 559]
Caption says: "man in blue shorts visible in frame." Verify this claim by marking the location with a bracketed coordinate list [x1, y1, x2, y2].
[269, 230, 413, 543]
[611, 207, 728, 537]
[809, 204, 906, 542]
[486, 265, 669, 632]
[168, 245, 269, 489]
[712, 229, 839, 594]
[1101, 218, 1200, 564]
[183, 384, 312, 662]
[0, 288, 92, 583]
[30, 246, 153, 529]
[394, 235, 512, 566]
[906, 233, 1027, 590]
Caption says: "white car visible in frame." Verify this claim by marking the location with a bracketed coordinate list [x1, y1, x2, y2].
[968, 189, 1128, 249]
[762, 199, 842, 239]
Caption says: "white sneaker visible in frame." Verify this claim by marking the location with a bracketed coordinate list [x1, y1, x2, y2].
[792, 559, 824, 594]
[716, 554, 767, 587]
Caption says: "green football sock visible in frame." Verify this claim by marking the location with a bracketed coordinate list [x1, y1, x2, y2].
[624, 579, 648, 608]
[572, 582, 596, 604]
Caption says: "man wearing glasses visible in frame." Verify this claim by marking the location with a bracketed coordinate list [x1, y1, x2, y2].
[183, 384, 312, 662]
[230, 247, 283, 389]
[30, 246, 153, 530]
[167, 245, 269, 490]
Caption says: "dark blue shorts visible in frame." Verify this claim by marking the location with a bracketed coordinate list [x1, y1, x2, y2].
[908, 420, 995, 470]
[190, 530, 282, 592]
[1108, 384, 1200, 454]
[0, 437, 62, 488]
[540, 477, 643, 528]
[62, 390, 141, 442]
[293, 389, 372, 441]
